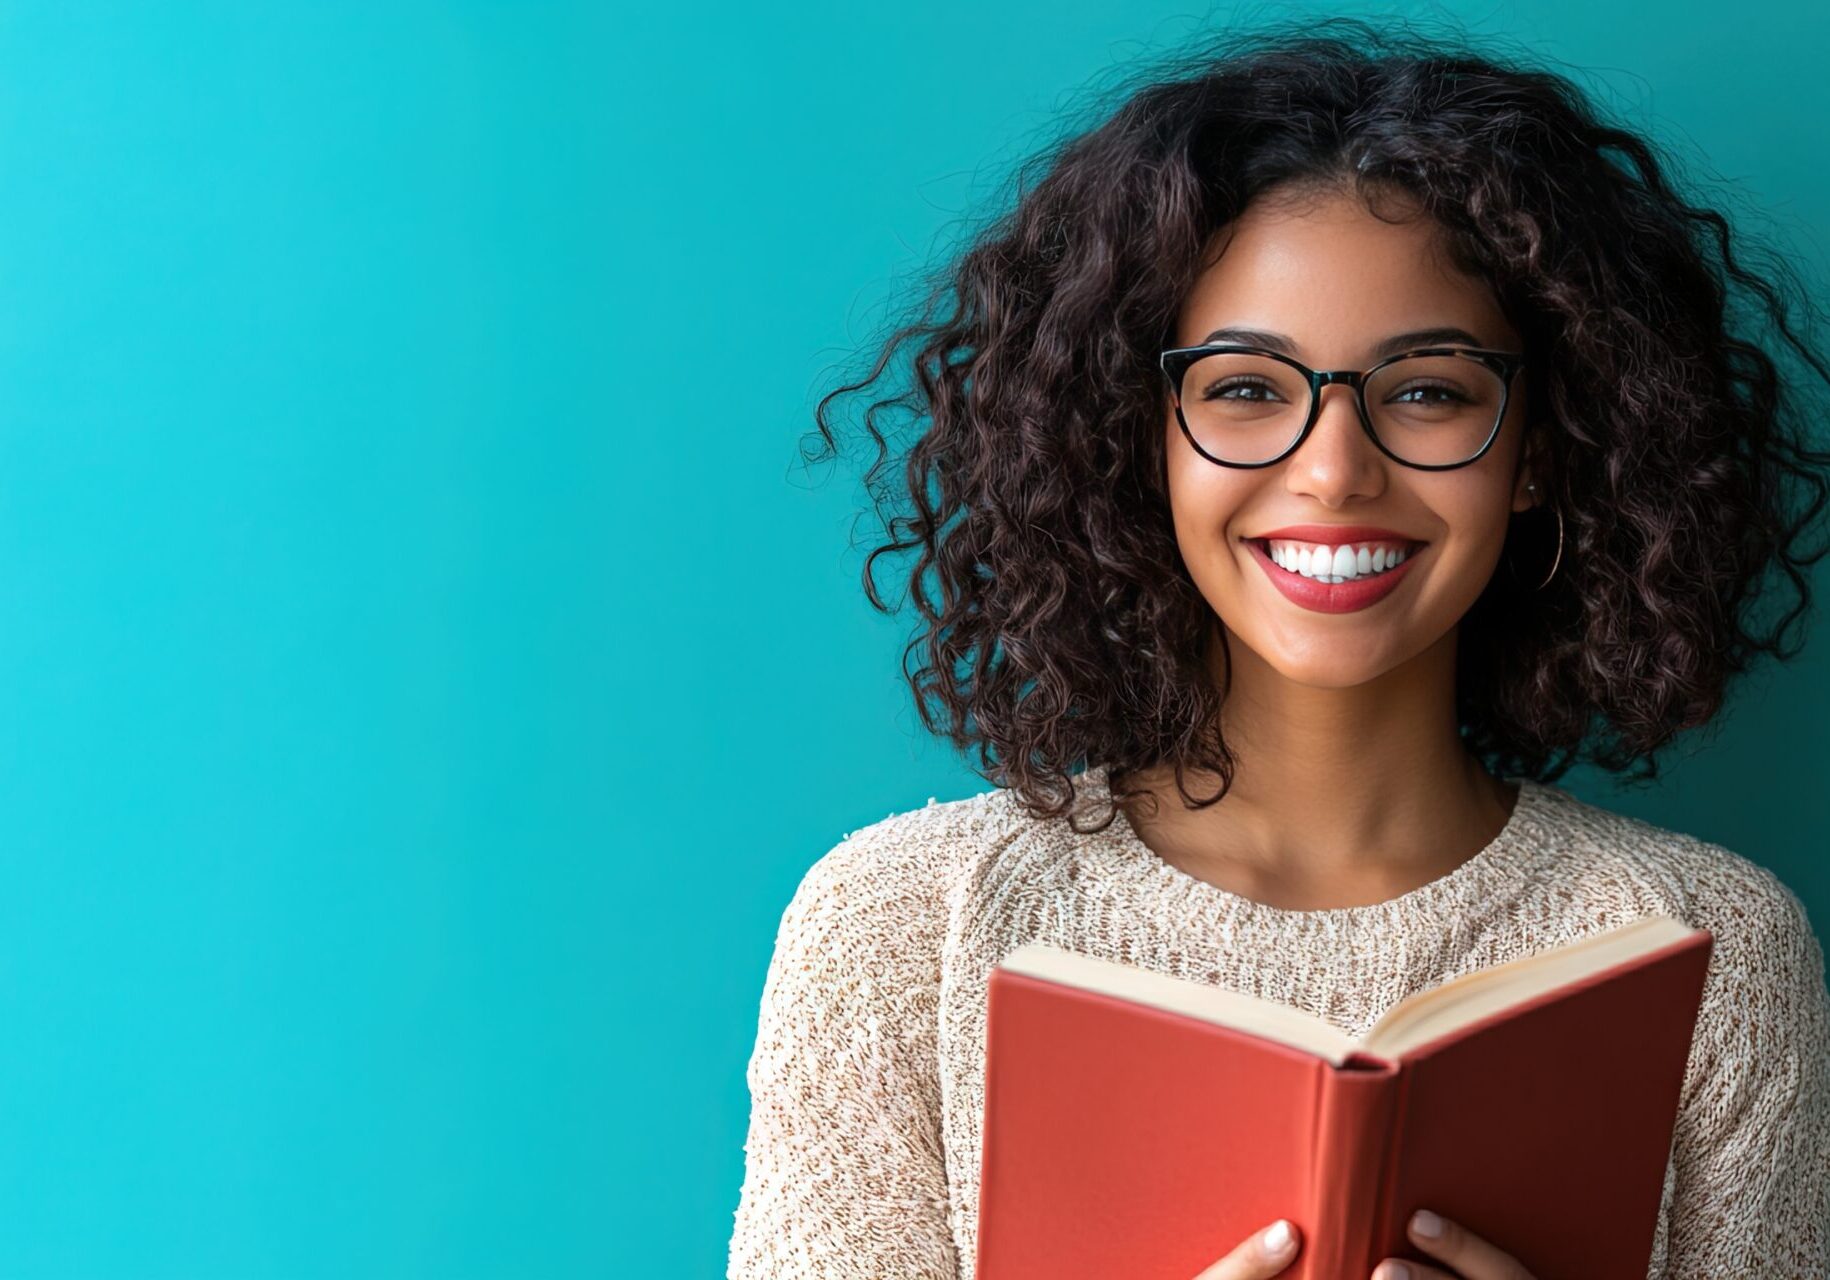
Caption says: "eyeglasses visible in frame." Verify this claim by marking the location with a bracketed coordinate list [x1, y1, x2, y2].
[1158, 343, 1527, 470]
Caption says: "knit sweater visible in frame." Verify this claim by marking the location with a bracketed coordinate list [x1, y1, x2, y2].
[726, 764, 1830, 1279]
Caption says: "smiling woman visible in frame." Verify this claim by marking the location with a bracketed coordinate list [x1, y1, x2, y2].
[1161, 186, 1544, 705]
[730, 17, 1830, 1280]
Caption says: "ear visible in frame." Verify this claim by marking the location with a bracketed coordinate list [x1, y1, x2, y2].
[1511, 423, 1547, 514]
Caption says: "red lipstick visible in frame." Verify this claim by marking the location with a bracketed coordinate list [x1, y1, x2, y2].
[1249, 524, 1423, 544]
[1240, 526, 1429, 615]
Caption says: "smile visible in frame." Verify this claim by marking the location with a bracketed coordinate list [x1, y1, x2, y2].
[1242, 536, 1428, 614]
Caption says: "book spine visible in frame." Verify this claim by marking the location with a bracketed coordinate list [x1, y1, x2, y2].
[1369, 1057, 1414, 1263]
[1302, 1052, 1400, 1280]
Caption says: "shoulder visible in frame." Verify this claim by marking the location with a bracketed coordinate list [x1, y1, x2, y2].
[747, 781, 1044, 1078]
[1525, 782, 1827, 1101]
[772, 780, 1038, 962]
[1524, 785, 1828, 1129]
[1526, 781, 1822, 966]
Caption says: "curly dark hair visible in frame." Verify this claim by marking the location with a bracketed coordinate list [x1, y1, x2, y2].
[801, 15, 1830, 831]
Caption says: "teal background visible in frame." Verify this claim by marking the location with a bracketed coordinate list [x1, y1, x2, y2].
[0, 2, 1822, 1276]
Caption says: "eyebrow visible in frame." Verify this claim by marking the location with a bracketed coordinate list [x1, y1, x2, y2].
[1196, 325, 1491, 361]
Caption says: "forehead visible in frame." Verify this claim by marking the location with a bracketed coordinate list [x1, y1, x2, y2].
[1174, 185, 1515, 359]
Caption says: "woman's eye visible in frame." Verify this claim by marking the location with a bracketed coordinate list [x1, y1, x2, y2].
[1391, 382, 1469, 404]
[1205, 379, 1279, 401]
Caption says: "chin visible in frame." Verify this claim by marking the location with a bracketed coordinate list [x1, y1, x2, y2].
[1273, 661, 1395, 690]
[1221, 632, 1389, 686]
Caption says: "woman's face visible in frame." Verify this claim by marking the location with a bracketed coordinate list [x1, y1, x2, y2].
[1165, 182, 1537, 689]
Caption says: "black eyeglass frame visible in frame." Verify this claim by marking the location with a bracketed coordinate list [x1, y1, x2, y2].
[1157, 343, 1528, 471]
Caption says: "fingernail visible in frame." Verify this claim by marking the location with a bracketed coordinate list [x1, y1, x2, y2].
[1262, 1219, 1293, 1255]
[1411, 1209, 1442, 1238]
[1382, 1264, 1412, 1280]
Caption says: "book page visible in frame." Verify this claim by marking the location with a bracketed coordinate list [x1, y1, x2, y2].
[997, 915, 1697, 1068]
[1361, 916, 1694, 1058]
[995, 944, 1362, 1064]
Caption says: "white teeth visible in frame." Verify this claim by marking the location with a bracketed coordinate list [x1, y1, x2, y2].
[1266, 539, 1413, 583]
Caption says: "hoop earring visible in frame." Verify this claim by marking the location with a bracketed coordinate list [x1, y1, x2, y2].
[1515, 481, 1564, 591]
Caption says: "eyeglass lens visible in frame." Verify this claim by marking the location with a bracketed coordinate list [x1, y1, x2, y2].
[1175, 352, 1506, 467]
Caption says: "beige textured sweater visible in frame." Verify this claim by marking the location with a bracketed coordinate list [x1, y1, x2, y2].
[726, 764, 1830, 1279]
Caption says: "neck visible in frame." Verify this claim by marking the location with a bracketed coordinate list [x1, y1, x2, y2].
[1117, 622, 1514, 892]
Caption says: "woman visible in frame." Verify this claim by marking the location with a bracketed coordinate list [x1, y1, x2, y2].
[728, 20, 1830, 1280]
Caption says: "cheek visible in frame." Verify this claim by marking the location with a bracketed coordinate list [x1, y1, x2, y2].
[1431, 465, 1520, 553]
[1165, 432, 1221, 525]
[1165, 438, 1256, 564]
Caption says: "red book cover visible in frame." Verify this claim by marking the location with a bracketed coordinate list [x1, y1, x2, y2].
[974, 919, 1713, 1280]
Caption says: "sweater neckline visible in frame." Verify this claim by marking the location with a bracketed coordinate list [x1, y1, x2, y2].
[1074, 762, 1553, 928]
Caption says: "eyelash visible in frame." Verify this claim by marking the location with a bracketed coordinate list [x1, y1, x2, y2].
[1202, 378, 1473, 404]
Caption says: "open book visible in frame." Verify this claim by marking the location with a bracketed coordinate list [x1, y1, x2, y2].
[974, 915, 1712, 1280]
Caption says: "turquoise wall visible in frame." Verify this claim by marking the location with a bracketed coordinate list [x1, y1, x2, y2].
[0, 2, 1821, 1275]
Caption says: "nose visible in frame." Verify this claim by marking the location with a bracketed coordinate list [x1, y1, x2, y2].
[1282, 382, 1387, 503]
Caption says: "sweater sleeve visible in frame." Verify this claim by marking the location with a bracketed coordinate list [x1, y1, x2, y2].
[1658, 865, 1830, 1279]
[726, 826, 959, 1280]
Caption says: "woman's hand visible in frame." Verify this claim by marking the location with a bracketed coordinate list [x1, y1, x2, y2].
[1370, 1209, 1538, 1280]
[1182, 1210, 1537, 1280]
[1189, 1217, 1302, 1279]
